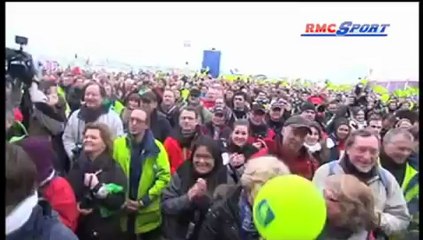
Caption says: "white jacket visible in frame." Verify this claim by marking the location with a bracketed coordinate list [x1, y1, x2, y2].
[62, 108, 124, 159]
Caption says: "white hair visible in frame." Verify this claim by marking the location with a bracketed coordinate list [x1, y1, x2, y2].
[240, 155, 290, 196]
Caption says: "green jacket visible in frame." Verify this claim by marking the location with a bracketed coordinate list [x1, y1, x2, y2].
[113, 132, 171, 234]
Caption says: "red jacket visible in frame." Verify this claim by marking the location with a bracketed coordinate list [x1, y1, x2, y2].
[267, 135, 319, 180]
[201, 98, 216, 110]
[43, 176, 79, 232]
[164, 137, 193, 175]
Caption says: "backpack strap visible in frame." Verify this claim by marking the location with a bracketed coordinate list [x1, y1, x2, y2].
[377, 168, 390, 195]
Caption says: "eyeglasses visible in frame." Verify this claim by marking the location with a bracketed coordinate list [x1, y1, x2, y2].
[130, 117, 147, 124]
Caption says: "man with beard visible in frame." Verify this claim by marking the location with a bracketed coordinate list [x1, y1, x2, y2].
[228, 91, 249, 127]
[248, 103, 275, 149]
[313, 129, 410, 238]
[159, 89, 180, 129]
[164, 107, 201, 174]
[63, 82, 124, 161]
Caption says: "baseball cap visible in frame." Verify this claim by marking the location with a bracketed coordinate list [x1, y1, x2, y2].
[301, 102, 316, 112]
[189, 88, 201, 98]
[283, 115, 312, 133]
[251, 102, 266, 114]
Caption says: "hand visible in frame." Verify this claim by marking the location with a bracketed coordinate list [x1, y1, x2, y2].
[230, 153, 245, 168]
[125, 199, 141, 212]
[196, 178, 207, 196]
[84, 170, 102, 189]
[252, 138, 267, 149]
[187, 184, 198, 201]
[77, 202, 93, 216]
[252, 142, 262, 149]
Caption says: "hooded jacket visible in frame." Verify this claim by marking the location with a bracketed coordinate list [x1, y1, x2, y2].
[6, 193, 78, 240]
[18, 137, 79, 232]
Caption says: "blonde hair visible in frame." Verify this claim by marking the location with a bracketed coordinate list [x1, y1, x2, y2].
[240, 156, 290, 199]
[325, 174, 378, 232]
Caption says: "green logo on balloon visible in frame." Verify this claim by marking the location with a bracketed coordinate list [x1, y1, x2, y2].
[254, 199, 275, 228]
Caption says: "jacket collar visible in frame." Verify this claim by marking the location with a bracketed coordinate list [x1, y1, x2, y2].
[126, 130, 160, 158]
[6, 191, 38, 236]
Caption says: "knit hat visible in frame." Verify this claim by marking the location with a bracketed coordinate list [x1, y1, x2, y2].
[19, 136, 55, 184]
[301, 102, 316, 112]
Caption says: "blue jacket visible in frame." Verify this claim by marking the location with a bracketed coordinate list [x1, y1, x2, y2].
[408, 152, 419, 171]
[7, 203, 78, 240]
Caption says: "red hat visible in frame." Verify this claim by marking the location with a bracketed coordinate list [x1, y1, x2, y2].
[72, 67, 82, 75]
[308, 95, 324, 105]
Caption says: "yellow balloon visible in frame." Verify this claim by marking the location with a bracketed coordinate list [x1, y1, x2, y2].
[253, 175, 327, 240]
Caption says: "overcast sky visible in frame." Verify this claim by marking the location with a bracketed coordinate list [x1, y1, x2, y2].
[6, 2, 418, 82]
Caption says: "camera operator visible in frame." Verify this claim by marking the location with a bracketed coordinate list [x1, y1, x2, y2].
[21, 77, 70, 174]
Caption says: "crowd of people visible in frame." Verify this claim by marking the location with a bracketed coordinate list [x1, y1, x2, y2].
[5, 67, 419, 240]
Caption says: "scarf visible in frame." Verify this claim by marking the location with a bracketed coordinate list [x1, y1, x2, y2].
[239, 190, 260, 240]
[304, 142, 322, 153]
[78, 104, 109, 123]
[227, 142, 259, 161]
[233, 109, 248, 120]
[160, 103, 177, 114]
[6, 191, 39, 235]
[339, 154, 378, 183]
[176, 126, 198, 149]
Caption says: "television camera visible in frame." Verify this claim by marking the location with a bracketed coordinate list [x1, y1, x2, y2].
[6, 36, 37, 129]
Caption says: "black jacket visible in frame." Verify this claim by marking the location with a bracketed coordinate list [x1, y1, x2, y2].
[150, 109, 173, 142]
[198, 185, 257, 240]
[66, 152, 127, 240]
[161, 136, 228, 240]
[159, 104, 180, 129]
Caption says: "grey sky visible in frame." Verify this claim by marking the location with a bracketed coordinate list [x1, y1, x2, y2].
[6, 2, 418, 82]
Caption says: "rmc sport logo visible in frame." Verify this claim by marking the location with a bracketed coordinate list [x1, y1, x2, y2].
[301, 21, 390, 37]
